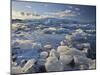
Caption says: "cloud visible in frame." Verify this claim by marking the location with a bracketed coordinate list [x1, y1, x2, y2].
[44, 9, 77, 18]
[54, 12, 75, 17]
[12, 10, 53, 19]
[12, 8, 80, 20]
[12, 10, 42, 19]
[12, 10, 21, 19]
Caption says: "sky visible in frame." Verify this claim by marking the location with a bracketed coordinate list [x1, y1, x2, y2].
[12, 0, 96, 22]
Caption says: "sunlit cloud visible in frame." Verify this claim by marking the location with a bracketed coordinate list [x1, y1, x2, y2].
[12, 8, 80, 20]
[12, 10, 41, 19]
[12, 10, 53, 19]
[44, 9, 78, 18]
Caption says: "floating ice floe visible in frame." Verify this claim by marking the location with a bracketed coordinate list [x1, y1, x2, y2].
[45, 56, 63, 72]
[82, 43, 90, 48]
[13, 39, 33, 50]
[65, 35, 72, 41]
[65, 35, 72, 47]
[12, 23, 28, 32]
[57, 46, 70, 55]
[12, 24, 19, 31]
[85, 29, 96, 34]
[20, 59, 27, 67]
[37, 58, 46, 66]
[56, 28, 68, 34]
[11, 66, 23, 74]
[73, 55, 92, 65]
[64, 48, 86, 57]
[73, 55, 95, 70]
[22, 59, 36, 73]
[71, 29, 87, 41]
[42, 27, 69, 34]
[60, 55, 73, 66]
[75, 43, 90, 54]
[42, 28, 56, 34]
[12, 61, 18, 67]
[32, 42, 42, 51]
[15, 31, 32, 38]
[40, 51, 48, 59]
[49, 49, 59, 58]
[43, 44, 52, 51]
[60, 40, 69, 46]
[75, 43, 90, 49]
[76, 64, 89, 70]
[89, 60, 96, 69]
[15, 32, 25, 37]
[48, 27, 57, 31]
[60, 41, 66, 46]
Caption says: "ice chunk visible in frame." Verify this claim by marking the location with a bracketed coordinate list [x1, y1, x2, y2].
[49, 49, 59, 58]
[11, 66, 23, 74]
[13, 39, 33, 50]
[40, 51, 48, 59]
[43, 44, 52, 51]
[57, 46, 70, 55]
[37, 58, 46, 66]
[60, 55, 73, 66]
[22, 59, 36, 73]
[64, 48, 86, 57]
[74, 55, 92, 65]
[32, 42, 42, 51]
[45, 56, 63, 72]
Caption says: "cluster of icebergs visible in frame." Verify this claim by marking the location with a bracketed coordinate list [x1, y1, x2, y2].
[11, 39, 95, 74]
[11, 23, 96, 74]
[42, 27, 71, 34]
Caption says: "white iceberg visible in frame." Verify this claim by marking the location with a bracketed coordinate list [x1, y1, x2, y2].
[60, 55, 73, 66]
[45, 56, 63, 72]
[40, 51, 48, 59]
